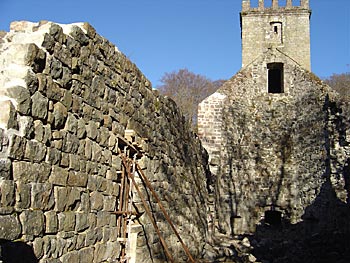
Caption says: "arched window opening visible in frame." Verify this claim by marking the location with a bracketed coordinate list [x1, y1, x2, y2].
[267, 63, 284, 93]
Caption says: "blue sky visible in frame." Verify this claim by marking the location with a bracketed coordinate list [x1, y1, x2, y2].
[0, 0, 349, 87]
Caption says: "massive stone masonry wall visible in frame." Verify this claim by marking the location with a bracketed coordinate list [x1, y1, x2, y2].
[198, 50, 350, 237]
[0, 21, 210, 263]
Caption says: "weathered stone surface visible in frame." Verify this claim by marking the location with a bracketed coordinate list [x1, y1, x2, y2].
[8, 134, 26, 160]
[0, 21, 210, 263]
[75, 212, 89, 232]
[31, 183, 54, 210]
[0, 214, 21, 239]
[78, 247, 94, 262]
[52, 102, 68, 129]
[24, 139, 46, 162]
[0, 159, 11, 180]
[58, 212, 75, 232]
[90, 191, 103, 211]
[45, 211, 58, 234]
[6, 86, 31, 115]
[15, 181, 31, 210]
[50, 166, 68, 186]
[20, 210, 44, 236]
[67, 171, 87, 187]
[31, 91, 48, 119]
[0, 100, 18, 130]
[0, 180, 15, 207]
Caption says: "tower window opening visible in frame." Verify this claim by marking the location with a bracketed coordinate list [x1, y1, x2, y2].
[267, 63, 284, 93]
[274, 25, 278, 34]
[265, 210, 282, 225]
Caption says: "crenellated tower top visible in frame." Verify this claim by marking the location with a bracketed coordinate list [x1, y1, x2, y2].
[240, 0, 311, 70]
[242, 0, 309, 12]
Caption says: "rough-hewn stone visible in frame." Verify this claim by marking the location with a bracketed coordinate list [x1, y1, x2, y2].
[0, 20, 210, 263]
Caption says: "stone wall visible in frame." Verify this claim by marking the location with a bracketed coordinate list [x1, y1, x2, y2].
[198, 49, 350, 237]
[0, 21, 210, 263]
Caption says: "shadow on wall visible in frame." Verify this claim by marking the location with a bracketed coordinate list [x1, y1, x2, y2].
[248, 177, 350, 263]
[0, 240, 38, 263]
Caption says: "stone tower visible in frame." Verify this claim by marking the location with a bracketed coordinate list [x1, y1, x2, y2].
[241, 0, 311, 70]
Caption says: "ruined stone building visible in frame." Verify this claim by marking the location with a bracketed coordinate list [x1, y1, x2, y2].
[198, 0, 350, 259]
[1, 1, 350, 263]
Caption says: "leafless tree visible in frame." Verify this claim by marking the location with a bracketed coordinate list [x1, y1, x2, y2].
[157, 68, 224, 129]
[324, 72, 350, 99]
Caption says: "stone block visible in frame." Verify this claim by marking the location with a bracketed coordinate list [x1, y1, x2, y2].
[31, 183, 54, 210]
[64, 113, 78, 134]
[52, 102, 68, 129]
[8, 134, 26, 160]
[45, 211, 58, 234]
[79, 192, 90, 212]
[32, 237, 44, 259]
[65, 187, 81, 211]
[54, 42, 72, 67]
[67, 171, 87, 187]
[85, 228, 97, 246]
[111, 155, 122, 170]
[19, 210, 44, 236]
[0, 180, 15, 207]
[105, 241, 119, 261]
[13, 161, 34, 183]
[106, 167, 118, 181]
[50, 166, 68, 186]
[94, 242, 107, 262]
[31, 91, 48, 120]
[33, 120, 45, 142]
[0, 214, 22, 240]
[96, 211, 110, 228]
[60, 251, 79, 262]
[45, 76, 64, 102]
[59, 152, 69, 167]
[25, 43, 47, 73]
[78, 247, 94, 263]
[15, 181, 31, 210]
[0, 99, 18, 130]
[46, 147, 61, 165]
[58, 212, 76, 232]
[90, 191, 103, 211]
[103, 196, 116, 212]
[86, 120, 98, 140]
[77, 119, 86, 139]
[54, 186, 69, 212]
[62, 132, 79, 154]
[0, 159, 11, 180]
[24, 140, 46, 162]
[69, 25, 89, 45]
[18, 115, 34, 139]
[75, 212, 89, 232]
[49, 23, 65, 43]
[76, 233, 86, 250]
[84, 138, 92, 159]
[68, 154, 80, 171]
[5, 85, 31, 115]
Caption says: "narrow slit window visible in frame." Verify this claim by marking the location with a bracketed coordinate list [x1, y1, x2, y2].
[267, 63, 284, 93]
[270, 21, 283, 44]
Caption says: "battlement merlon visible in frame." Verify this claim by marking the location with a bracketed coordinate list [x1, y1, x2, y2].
[242, 0, 310, 12]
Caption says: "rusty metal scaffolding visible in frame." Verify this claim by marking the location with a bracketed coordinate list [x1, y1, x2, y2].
[112, 135, 195, 263]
